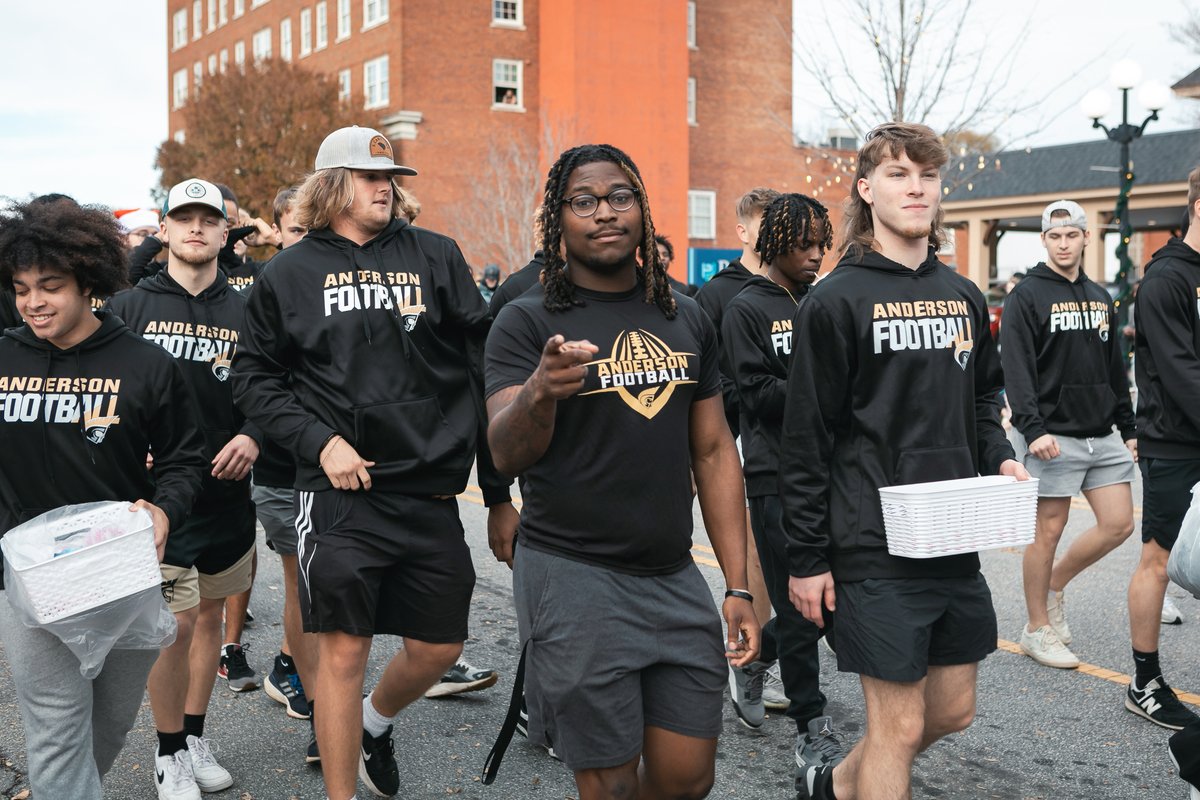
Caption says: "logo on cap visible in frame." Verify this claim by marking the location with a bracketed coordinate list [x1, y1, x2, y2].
[185, 182, 207, 198]
[369, 135, 393, 160]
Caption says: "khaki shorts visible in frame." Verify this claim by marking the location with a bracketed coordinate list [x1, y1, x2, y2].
[160, 545, 255, 613]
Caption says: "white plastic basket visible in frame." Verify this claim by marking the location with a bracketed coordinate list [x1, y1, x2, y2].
[2, 503, 160, 624]
[879, 475, 1038, 559]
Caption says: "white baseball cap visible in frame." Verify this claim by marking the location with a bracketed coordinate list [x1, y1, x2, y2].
[314, 126, 418, 175]
[116, 208, 160, 233]
[162, 178, 227, 219]
[1041, 200, 1087, 232]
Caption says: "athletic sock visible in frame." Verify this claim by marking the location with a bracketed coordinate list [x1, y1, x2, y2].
[278, 652, 295, 673]
[362, 692, 395, 738]
[183, 713, 206, 739]
[1133, 648, 1162, 688]
[157, 729, 188, 756]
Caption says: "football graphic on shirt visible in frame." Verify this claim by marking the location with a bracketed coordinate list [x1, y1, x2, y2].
[212, 356, 232, 381]
[581, 329, 697, 420]
[952, 324, 973, 371]
[84, 415, 120, 444]
[1098, 316, 1110, 343]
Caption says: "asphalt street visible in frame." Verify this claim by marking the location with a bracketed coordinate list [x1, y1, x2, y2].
[1, 472, 1197, 799]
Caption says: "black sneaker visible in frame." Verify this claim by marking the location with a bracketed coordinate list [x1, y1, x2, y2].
[266, 657, 310, 719]
[220, 644, 259, 692]
[305, 727, 320, 765]
[1126, 677, 1200, 730]
[796, 762, 835, 800]
[358, 725, 399, 797]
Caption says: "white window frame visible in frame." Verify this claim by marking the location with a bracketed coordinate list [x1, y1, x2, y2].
[338, 68, 352, 101]
[234, 40, 246, 67]
[193, 1, 202, 39]
[687, 2, 697, 48]
[362, 0, 387, 30]
[219, 0, 228, 25]
[173, 9, 188, 50]
[491, 58, 524, 111]
[300, 9, 312, 55]
[363, 54, 389, 109]
[251, 0, 269, 7]
[315, 1, 328, 49]
[219, 48, 229, 72]
[491, 0, 523, 28]
[233, 0, 244, 17]
[172, 69, 188, 109]
[688, 190, 717, 240]
[687, 77, 697, 125]
[193, 61, 203, 94]
[336, 0, 351, 40]
[280, 18, 292, 61]
[252, 27, 271, 61]
[207, 0, 216, 30]
[208, 53, 217, 74]
[174, 129, 186, 144]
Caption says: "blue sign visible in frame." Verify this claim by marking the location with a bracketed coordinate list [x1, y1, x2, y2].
[688, 248, 742, 286]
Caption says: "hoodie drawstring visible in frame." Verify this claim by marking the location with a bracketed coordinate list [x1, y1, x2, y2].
[349, 248, 374, 345]
[75, 350, 96, 467]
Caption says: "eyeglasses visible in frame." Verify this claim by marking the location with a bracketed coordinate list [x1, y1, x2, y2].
[562, 188, 639, 218]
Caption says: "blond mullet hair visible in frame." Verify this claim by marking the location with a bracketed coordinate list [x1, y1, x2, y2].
[294, 168, 418, 230]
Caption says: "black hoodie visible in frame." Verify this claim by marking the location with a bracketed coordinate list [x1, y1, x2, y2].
[107, 268, 261, 513]
[129, 231, 264, 295]
[489, 251, 544, 318]
[0, 290, 19, 329]
[1135, 238, 1200, 458]
[695, 259, 755, 434]
[1001, 263, 1135, 443]
[231, 218, 510, 503]
[779, 249, 1013, 582]
[0, 311, 207, 589]
[721, 275, 807, 497]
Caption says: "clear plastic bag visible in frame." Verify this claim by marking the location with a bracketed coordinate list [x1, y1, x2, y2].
[1167, 481, 1200, 599]
[2, 501, 177, 678]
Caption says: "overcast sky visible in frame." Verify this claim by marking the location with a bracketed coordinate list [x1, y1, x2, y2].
[1, 1, 1197, 214]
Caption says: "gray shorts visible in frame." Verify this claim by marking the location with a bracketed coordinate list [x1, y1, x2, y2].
[1011, 429, 1136, 498]
[253, 484, 297, 555]
[513, 545, 726, 771]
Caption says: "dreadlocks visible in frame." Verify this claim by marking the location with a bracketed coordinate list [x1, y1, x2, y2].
[539, 144, 677, 320]
[755, 193, 833, 267]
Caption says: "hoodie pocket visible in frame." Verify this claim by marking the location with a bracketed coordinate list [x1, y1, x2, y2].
[353, 396, 468, 471]
[1046, 383, 1116, 432]
[891, 445, 976, 486]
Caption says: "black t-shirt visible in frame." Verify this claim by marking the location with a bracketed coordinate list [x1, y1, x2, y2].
[485, 282, 721, 575]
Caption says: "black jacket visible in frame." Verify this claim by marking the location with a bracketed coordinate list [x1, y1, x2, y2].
[0, 290, 19, 329]
[1135, 238, 1200, 458]
[0, 311, 207, 589]
[779, 249, 1013, 582]
[231, 218, 510, 503]
[1000, 263, 1135, 443]
[721, 276, 806, 497]
[489, 251, 544, 318]
[695, 259, 755, 434]
[129, 231, 265, 295]
[107, 269, 261, 512]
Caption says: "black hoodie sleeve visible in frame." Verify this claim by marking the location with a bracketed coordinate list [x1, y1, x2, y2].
[722, 300, 786, 424]
[778, 296, 849, 578]
[231, 271, 339, 464]
[1108, 296, 1136, 441]
[999, 288, 1048, 443]
[972, 296, 1015, 474]
[1138, 270, 1200, 432]
[129, 235, 165, 284]
[149, 358, 208, 531]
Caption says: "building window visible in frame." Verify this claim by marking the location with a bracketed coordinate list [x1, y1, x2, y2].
[208, 53, 217, 74]
[280, 18, 292, 61]
[172, 69, 188, 109]
[492, 58, 523, 108]
[338, 68, 351, 101]
[234, 40, 246, 67]
[219, 0, 228, 24]
[688, 190, 717, 239]
[173, 9, 188, 49]
[219, 48, 228, 72]
[687, 2, 696, 48]
[337, 0, 350, 39]
[251, 0, 269, 6]
[492, 0, 522, 27]
[687, 77, 696, 125]
[363, 0, 387, 29]
[364, 55, 389, 109]
[207, 0, 216, 30]
[234, 0, 244, 17]
[315, 1, 328, 49]
[193, 1, 202, 38]
[252, 27, 271, 61]
[174, 129, 186, 144]
[193, 61, 203, 94]
[300, 9, 312, 55]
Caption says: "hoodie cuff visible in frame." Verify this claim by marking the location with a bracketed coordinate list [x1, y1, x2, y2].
[1119, 425, 1136, 442]
[482, 482, 514, 508]
[239, 421, 263, 447]
[786, 543, 830, 580]
[299, 421, 339, 465]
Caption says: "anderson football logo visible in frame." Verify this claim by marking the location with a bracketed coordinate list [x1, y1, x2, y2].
[870, 299, 975, 370]
[212, 355, 232, 381]
[580, 329, 696, 419]
[0, 376, 122, 443]
[322, 268, 427, 331]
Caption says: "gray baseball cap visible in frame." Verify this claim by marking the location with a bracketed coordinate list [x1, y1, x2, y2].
[314, 126, 417, 176]
[161, 178, 227, 219]
[1041, 200, 1087, 232]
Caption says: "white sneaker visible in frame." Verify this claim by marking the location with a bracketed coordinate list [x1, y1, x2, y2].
[1020, 625, 1080, 669]
[154, 748, 201, 800]
[1163, 595, 1184, 625]
[186, 735, 233, 792]
[1047, 590, 1072, 644]
[763, 662, 789, 710]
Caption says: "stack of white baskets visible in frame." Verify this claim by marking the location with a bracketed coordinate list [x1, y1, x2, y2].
[878, 475, 1039, 559]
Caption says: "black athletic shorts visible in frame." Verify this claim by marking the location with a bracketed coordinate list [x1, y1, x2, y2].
[834, 574, 997, 682]
[165, 498, 257, 575]
[1140, 457, 1200, 550]
[294, 489, 475, 641]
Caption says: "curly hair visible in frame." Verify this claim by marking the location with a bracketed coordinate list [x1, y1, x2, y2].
[539, 144, 677, 319]
[0, 200, 130, 299]
[756, 194, 833, 266]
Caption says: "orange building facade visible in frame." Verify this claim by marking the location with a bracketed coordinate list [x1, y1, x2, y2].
[165, 0, 853, 281]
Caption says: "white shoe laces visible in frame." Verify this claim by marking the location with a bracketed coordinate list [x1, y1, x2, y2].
[166, 750, 195, 791]
[188, 735, 219, 767]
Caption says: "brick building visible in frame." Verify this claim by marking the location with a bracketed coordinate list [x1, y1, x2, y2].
[165, 0, 852, 281]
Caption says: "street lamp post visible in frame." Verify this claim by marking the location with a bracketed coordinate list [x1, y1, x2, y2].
[1081, 60, 1170, 361]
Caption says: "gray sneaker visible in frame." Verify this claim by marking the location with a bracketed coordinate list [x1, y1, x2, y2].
[795, 715, 847, 769]
[763, 662, 789, 710]
[728, 660, 771, 729]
